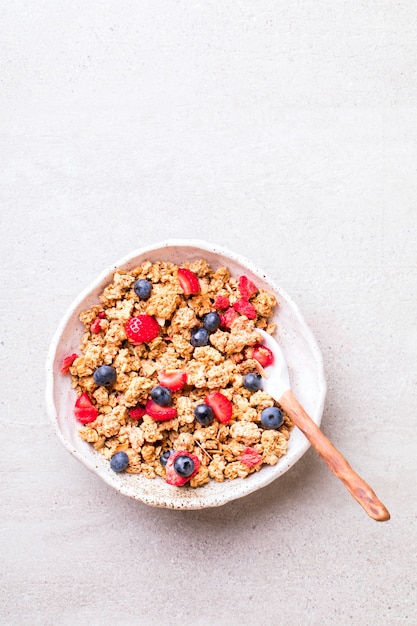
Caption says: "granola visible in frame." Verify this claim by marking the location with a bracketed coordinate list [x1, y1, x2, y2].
[66, 260, 292, 488]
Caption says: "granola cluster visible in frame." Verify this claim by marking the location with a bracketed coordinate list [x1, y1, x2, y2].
[69, 259, 292, 488]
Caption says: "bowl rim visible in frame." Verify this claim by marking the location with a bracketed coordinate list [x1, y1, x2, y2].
[46, 238, 326, 509]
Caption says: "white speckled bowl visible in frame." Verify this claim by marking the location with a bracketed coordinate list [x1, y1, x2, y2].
[46, 240, 326, 509]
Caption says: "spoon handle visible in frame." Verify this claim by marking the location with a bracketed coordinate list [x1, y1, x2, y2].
[279, 390, 390, 522]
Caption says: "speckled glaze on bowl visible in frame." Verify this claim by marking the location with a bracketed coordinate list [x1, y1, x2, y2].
[46, 240, 326, 510]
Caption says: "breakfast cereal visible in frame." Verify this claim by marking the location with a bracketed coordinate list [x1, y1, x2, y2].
[63, 260, 292, 487]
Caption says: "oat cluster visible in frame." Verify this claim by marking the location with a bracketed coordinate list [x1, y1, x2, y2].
[70, 259, 292, 487]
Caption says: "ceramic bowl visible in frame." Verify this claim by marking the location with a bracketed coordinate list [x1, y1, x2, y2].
[46, 239, 326, 509]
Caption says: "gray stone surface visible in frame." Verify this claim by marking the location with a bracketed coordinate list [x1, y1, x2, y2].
[1, 2, 416, 624]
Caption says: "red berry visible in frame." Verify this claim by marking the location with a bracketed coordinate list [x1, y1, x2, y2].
[219, 307, 238, 329]
[75, 393, 95, 409]
[204, 392, 233, 424]
[60, 353, 77, 374]
[97, 311, 107, 319]
[213, 295, 230, 309]
[233, 297, 257, 319]
[177, 268, 200, 295]
[145, 399, 177, 421]
[125, 315, 160, 345]
[238, 275, 258, 298]
[74, 393, 98, 424]
[165, 450, 200, 486]
[240, 447, 262, 468]
[158, 369, 187, 392]
[129, 406, 146, 420]
[252, 344, 274, 367]
[90, 318, 101, 333]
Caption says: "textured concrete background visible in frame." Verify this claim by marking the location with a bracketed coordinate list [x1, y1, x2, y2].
[1, 1, 416, 624]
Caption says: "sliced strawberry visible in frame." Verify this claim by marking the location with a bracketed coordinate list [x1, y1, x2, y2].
[205, 392, 233, 424]
[97, 311, 107, 319]
[158, 369, 187, 392]
[74, 392, 98, 424]
[177, 268, 200, 295]
[165, 450, 200, 486]
[75, 392, 96, 409]
[238, 275, 258, 298]
[125, 315, 160, 345]
[233, 297, 257, 319]
[60, 353, 78, 374]
[129, 405, 146, 420]
[252, 344, 274, 367]
[240, 447, 262, 468]
[219, 307, 238, 329]
[90, 318, 102, 333]
[145, 399, 177, 421]
[74, 408, 98, 424]
[213, 295, 230, 309]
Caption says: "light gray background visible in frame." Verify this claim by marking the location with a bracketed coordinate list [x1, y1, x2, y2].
[1, 2, 416, 625]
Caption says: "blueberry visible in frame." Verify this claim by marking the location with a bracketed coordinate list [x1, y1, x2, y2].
[110, 451, 129, 472]
[160, 449, 174, 466]
[190, 327, 209, 347]
[194, 403, 214, 426]
[151, 385, 172, 406]
[134, 279, 152, 300]
[260, 406, 284, 429]
[173, 455, 195, 477]
[93, 365, 117, 387]
[243, 373, 263, 392]
[203, 312, 221, 333]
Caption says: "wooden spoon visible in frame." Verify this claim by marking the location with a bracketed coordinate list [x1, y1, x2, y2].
[257, 329, 390, 522]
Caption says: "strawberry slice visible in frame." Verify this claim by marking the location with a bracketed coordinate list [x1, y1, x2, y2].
[60, 353, 78, 374]
[125, 315, 160, 345]
[129, 405, 146, 420]
[158, 369, 187, 392]
[74, 408, 99, 424]
[219, 307, 238, 329]
[165, 450, 200, 486]
[97, 311, 107, 319]
[252, 344, 274, 367]
[145, 399, 177, 421]
[75, 393, 96, 409]
[177, 268, 200, 295]
[240, 447, 262, 468]
[74, 392, 98, 424]
[90, 318, 102, 333]
[213, 295, 230, 309]
[205, 392, 233, 424]
[238, 275, 258, 298]
[233, 297, 257, 319]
